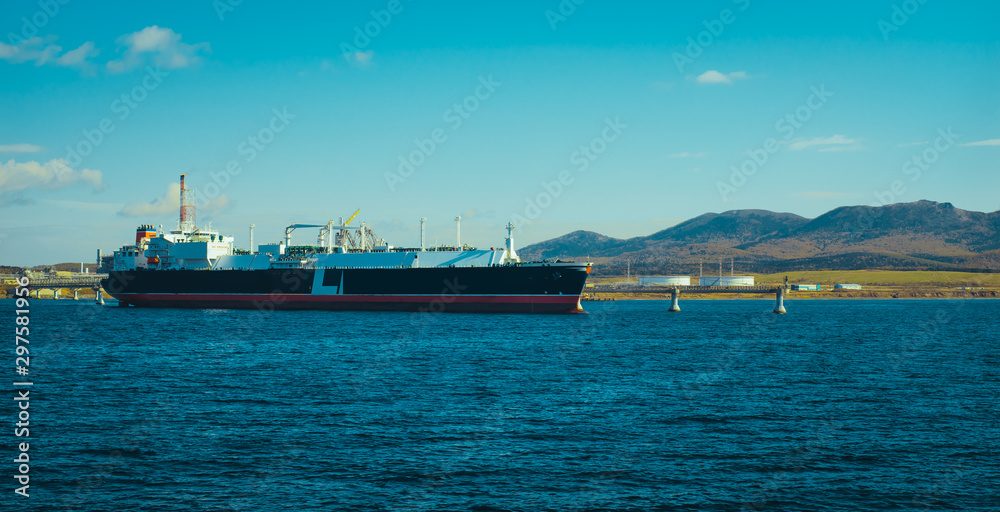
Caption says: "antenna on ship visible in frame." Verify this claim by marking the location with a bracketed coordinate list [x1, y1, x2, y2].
[179, 174, 195, 233]
[455, 216, 462, 249]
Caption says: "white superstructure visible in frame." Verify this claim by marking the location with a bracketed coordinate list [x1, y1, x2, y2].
[108, 175, 524, 273]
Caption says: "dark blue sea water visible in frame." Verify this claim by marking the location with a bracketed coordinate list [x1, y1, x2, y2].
[5, 298, 999, 511]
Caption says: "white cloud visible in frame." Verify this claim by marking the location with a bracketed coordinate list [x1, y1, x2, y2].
[55, 41, 99, 69]
[897, 141, 929, 147]
[0, 158, 105, 206]
[107, 26, 210, 73]
[787, 134, 860, 151]
[961, 138, 1000, 147]
[668, 152, 708, 158]
[119, 182, 229, 217]
[0, 37, 52, 64]
[0, 37, 98, 70]
[695, 70, 748, 85]
[0, 144, 44, 153]
[343, 50, 373, 66]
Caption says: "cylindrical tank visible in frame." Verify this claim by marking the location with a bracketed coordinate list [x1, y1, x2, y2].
[638, 275, 691, 286]
[699, 275, 755, 286]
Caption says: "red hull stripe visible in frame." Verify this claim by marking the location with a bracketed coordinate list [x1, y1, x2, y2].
[115, 293, 580, 304]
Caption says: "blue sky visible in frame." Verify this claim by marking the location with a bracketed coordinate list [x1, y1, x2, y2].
[1, 0, 998, 266]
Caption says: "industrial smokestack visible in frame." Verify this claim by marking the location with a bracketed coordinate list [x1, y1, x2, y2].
[179, 174, 195, 232]
[454, 216, 461, 248]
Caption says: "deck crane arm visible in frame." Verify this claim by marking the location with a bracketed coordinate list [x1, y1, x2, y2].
[345, 209, 360, 226]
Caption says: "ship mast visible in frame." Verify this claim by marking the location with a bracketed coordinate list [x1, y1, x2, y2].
[419, 217, 427, 251]
[504, 222, 519, 263]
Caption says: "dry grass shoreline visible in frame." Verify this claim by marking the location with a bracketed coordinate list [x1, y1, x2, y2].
[584, 290, 999, 301]
[585, 269, 1000, 300]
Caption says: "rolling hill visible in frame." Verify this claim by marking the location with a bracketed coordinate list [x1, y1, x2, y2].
[519, 201, 1000, 275]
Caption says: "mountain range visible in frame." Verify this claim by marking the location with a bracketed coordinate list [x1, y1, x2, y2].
[518, 201, 1000, 275]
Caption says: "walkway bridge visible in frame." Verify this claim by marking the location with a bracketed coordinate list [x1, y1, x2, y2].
[21, 275, 107, 301]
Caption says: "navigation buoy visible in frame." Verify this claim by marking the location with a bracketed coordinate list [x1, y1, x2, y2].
[774, 288, 786, 314]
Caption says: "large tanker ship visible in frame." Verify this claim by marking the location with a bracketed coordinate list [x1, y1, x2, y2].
[99, 176, 591, 312]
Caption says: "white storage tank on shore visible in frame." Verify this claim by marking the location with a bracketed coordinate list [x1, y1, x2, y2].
[638, 275, 691, 286]
[834, 283, 862, 290]
[699, 275, 755, 286]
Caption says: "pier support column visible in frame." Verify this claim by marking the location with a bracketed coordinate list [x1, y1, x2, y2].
[35, 289, 40, 298]
[669, 288, 681, 312]
[96, 289, 104, 305]
[74, 289, 79, 300]
[53, 289, 59, 300]
[774, 287, 786, 314]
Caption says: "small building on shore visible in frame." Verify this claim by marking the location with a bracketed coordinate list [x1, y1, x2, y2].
[791, 284, 820, 291]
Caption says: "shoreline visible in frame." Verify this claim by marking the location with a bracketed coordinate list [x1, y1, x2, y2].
[585, 289, 999, 301]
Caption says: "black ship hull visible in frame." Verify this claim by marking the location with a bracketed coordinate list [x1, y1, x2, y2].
[101, 265, 590, 313]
